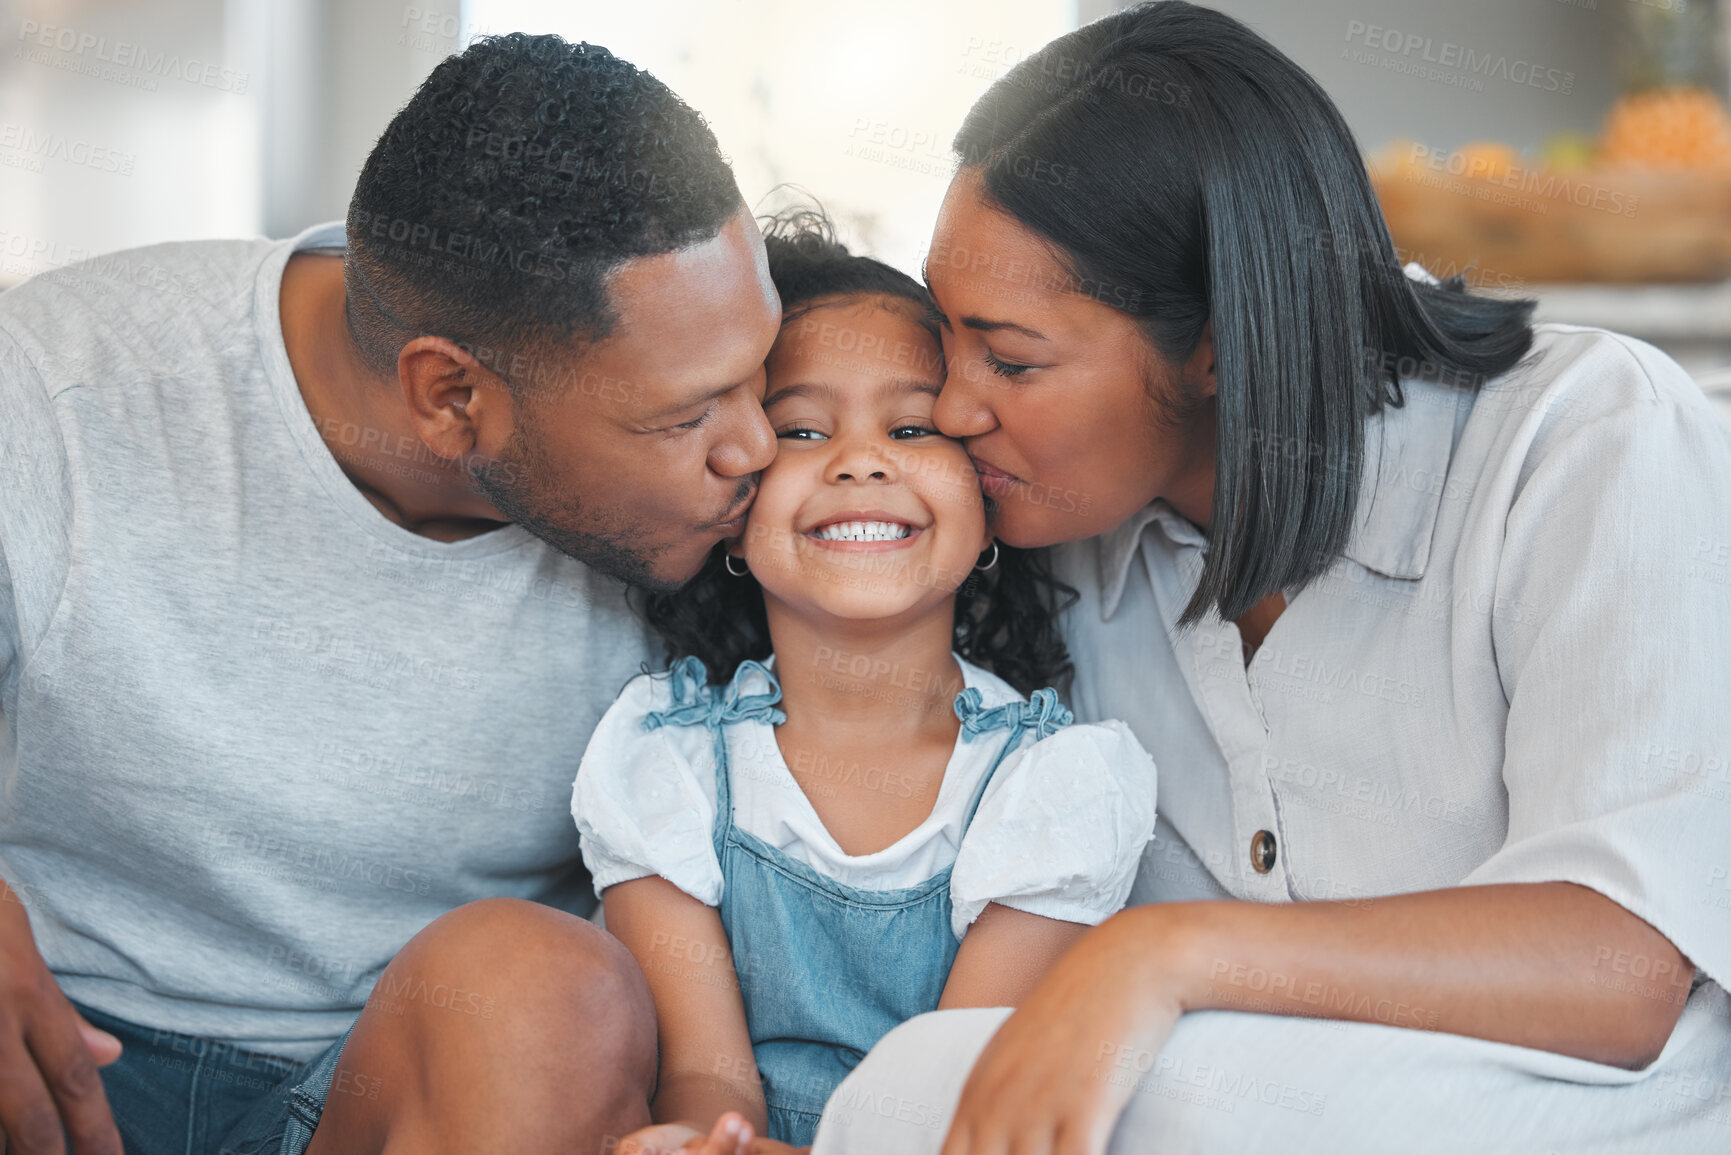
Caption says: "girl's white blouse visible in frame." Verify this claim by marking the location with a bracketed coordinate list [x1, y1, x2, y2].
[572, 655, 1158, 939]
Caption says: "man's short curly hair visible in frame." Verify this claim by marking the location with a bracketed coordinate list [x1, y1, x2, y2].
[344, 33, 741, 386]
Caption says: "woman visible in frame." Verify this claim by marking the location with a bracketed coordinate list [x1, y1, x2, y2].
[810, 4, 1731, 1153]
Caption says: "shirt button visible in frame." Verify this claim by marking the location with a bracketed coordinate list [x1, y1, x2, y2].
[1251, 830, 1278, 874]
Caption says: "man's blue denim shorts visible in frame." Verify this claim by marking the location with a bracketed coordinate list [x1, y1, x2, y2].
[73, 999, 357, 1155]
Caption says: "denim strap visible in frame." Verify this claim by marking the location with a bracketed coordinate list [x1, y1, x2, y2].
[641, 655, 787, 852]
[953, 686, 1074, 829]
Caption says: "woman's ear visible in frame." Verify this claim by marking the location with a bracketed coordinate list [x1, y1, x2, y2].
[1187, 320, 1217, 399]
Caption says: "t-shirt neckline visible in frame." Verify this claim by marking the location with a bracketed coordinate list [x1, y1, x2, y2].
[253, 221, 535, 559]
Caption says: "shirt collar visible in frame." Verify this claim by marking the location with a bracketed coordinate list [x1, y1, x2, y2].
[1097, 376, 1468, 617]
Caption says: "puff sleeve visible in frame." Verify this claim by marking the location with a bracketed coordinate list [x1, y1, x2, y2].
[570, 671, 724, 905]
[949, 720, 1158, 939]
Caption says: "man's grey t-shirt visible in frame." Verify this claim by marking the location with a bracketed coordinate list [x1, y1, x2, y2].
[0, 222, 655, 1060]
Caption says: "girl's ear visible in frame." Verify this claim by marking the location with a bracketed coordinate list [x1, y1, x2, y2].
[722, 535, 749, 577]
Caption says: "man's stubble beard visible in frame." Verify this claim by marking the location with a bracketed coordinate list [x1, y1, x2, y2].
[469, 422, 678, 591]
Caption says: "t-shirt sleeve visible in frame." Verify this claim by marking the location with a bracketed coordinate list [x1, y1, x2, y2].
[0, 325, 72, 695]
[950, 720, 1158, 939]
[570, 671, 723, 905]
[0, 551, 15, 695]
[1461, 373, 1731, 990]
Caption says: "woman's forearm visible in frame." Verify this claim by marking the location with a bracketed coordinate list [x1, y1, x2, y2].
[1136, 881, 1691, 1069]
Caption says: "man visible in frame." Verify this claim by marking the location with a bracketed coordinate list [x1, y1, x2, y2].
[0, 33, 779, 1155]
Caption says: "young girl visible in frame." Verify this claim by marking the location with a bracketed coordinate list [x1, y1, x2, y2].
[573, 211, 1158, 1153]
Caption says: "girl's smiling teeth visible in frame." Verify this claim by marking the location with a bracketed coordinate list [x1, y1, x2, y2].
[806, 515, 922, 546]
[813, 520, 912, 542]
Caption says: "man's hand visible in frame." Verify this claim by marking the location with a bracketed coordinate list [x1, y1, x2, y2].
[0, 878, 124, 1154]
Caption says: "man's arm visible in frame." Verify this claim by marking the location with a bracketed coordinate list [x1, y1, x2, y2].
[0, 326, 127, 1153]
[604, 875, 769, 1135]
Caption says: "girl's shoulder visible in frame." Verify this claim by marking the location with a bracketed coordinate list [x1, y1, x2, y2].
[948, 655, 1154, 785]
[949, 711, 1158, 937]
[607, 655, 785, 731]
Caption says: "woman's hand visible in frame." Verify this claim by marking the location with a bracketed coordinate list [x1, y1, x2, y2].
[938, 907, 1183, 1155]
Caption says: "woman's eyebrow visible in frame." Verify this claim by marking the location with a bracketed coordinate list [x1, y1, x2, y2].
[961, 316, 1048, 340]
[918, 270, 1047, 341]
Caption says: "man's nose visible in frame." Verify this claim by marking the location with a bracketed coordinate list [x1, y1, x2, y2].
[711, 392, 777, 478]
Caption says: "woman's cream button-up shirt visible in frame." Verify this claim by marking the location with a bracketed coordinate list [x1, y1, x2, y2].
[1054, 323, 1731, 998]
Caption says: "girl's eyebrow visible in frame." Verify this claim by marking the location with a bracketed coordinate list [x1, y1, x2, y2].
[764, 379, 941, 407]
[762, 381, 838, 407]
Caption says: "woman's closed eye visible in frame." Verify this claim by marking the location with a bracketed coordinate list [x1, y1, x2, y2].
[983, 351, 1035, 379]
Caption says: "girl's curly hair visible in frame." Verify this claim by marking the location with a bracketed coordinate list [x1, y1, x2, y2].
[628, 204, 1076, 697]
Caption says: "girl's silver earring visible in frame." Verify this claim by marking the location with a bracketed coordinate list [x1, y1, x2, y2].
[725, 554, 750, 577]
[974, 542, 999, 572]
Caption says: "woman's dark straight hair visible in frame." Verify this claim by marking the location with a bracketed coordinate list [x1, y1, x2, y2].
[952, 0, 1536, 625]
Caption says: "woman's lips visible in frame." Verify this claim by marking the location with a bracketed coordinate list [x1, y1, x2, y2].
[970, 455, 1023, 500]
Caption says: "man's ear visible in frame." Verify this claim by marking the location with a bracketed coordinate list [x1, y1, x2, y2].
[398, 336, 517, 461]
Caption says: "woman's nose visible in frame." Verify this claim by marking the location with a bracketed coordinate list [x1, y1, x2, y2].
[934, 361, 998, 439]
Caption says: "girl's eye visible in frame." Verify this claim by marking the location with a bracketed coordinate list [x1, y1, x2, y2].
[890, 425, 939, 440]
[983, 352, 1033, 379]
[777, 425, 827, 441]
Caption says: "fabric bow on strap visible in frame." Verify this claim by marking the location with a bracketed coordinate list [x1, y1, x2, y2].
[953, 685, 1073, 743]
[641, 655, 789, 733]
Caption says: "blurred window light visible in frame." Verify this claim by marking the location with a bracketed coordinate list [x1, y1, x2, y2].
[465, 0, 1080, 273]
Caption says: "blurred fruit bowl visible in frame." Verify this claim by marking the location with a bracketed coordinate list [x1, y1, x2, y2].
[1369, 88, 1731, 284]
[1371, 160, 1731, 284]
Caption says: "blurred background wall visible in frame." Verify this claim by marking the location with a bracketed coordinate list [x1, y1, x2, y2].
[0, 0, 1700, 267]
[2, 0, 1730, 410]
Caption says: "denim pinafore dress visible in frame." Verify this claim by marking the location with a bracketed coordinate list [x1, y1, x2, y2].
[641, 655, 1072, 1145]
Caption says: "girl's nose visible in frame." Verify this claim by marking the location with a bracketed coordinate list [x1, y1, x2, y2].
[828, 436, 898, 484]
